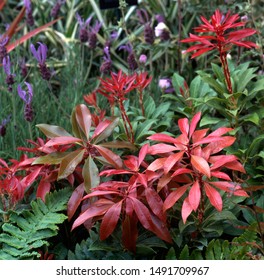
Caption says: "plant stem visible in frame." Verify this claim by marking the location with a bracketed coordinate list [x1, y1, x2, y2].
[119, 100, 134, 143]
[138, 90, 145, 117]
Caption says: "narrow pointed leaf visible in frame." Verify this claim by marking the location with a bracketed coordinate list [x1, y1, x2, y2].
[36, 124, 72, 138]
[100, 141, 136, 150]
[148, 144, 178, 155]
[178, 118, 189, 137]
[7, 18, 61, 53]
[94, 145, 122, 169]
[164, 151, 184, 174]
[204, 182, 222, 211]
[188, 180, 201, 211]
[163, 185, 189, 211]
[148, 133, 177, 143]
[182, 197, 193, 224]
[191, 155, 211, 178]
[58, 149, 85, 180]
[147, 158, 167, 171]
[45, 136, 82, 147]
[145, 187, 164, 220]
[75, 104, 92, 140]
[72, 199, 114, 230]
[100, 201, 122, 240]
[189, 112, 201, 138]
[82, 156, 100, 193]
[67, 183, 85, 221]
[32, 152, 70, 165]
[36, 180, 51, 202]
[138, 144, 149, 167]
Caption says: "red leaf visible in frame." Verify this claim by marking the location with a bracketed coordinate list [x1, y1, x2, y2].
[171, 168, 193, 177]
[138, 143, 149, 167]
[147, 133, 177, 144]
[94, 145, 123, 169]
[7, 18, 60, 53]
[191, 128, 209, 143]
[67, 183, 85, 221]
[148, 144, 178, 155]
[147, 158, 167, 171]
[224, 161, 246, 173]
[145, 187, 164, 220]
[211, 171, 231, 181]
[45, 136, 81, 147]
[158, 173, 173, 192]
[100, 201, 122, 240]
[178, 117, 189, 137]
[129, 197, 152, 230]
[188, 180, 201, 211]
[75, 104, 92, 140]
[193, 136, 223, 146]
[36, 180, 51, 202]
[203, 136, 236, 156]
[122, 214, 138, 252]
[164, 151, 184, 174]
[72, 199, 114, 230]
[189, 112, 201, 138]
[191, 155, 211, 178]
[124, 156, 138, 171]
[208, 127, 233, 137]
[209, 155, 238, 170]
[204, 182, 222, 211]
[182, 197, 193, 224]
[163, 185, 189, 211]
[20, 166, 42, 190]
[82, 190, 121, 200]
[150, 213, 172, 243]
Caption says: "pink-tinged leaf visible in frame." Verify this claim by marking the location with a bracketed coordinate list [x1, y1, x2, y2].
[164, 151, 184, 174]
[36, 124, 72, 138]
[145, 187, 164, 220]
[122, 214, 138, 253]
[209, 155, 238, 170]
[171, 168, 193, 178]
[138, 144, 149, 167]
[20, 166, 42, 190]
[91, 117, 119, 144]
[36, 180, 51, 202]
[163, 185, 189, 211]
[67, 183, 85, 221]
[178, 117, 189, 137]
[82, 156, 99, 193]
[82, 190, 121, 201]
[203, 136, 236, 156]
[45, 136, 82, 147]
[150, 213, 172, 243]
[147, 133, 177, 144]
[210, 181, 248, 197]
[191, 47, 215, 58]
[75, 104, 92, 140]
[0, 158, 8, 168]
[188, 180, 201, 211]
[124, 155, 138, 171]
[224, 161, 246, 173]
[147, 158, 167, 171]
[204, 182, 222, 211]
[137, 173, 148, 188]
[0, 1, 6, 11]
[191, 155, 211, 178]
[7, 18, 60, 53]
[182, 197, 193, 224]
[189, 112, 201, 138]
[158, 173, 173, 192]
[211, 171, 231, 181]
[57, 149, 85, 180]
[100, 169, 133, 177]
[129, 197, 152, 230]
[72, 199, 114, 230]
[191, 129, 209, 143]
[148, 144, 178, 155]
[193, 136, 223, 146]
[94, 145, 122, 169]
[100, 201, 123, 240]
[207, 127, 233, 137]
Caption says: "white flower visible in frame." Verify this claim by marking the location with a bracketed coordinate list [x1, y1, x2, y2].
[155, 22, 168, 37]
[159, 79, 170, 89]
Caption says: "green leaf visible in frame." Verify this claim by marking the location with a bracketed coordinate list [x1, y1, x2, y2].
[246, 134, 264, 157]
[172, 72, 185, 97]
[165, 247, 176, 260]
[199, 74, 226, 95]
[134, 119, 156, 142]
[200, 115, 222, 126]
[82, 156, 100, 193]
[243, 112, 259, 125]
[57, 149, 85, 180]
[36, 124, 72, 138]
[179, 244, 189, 260]
[144, 96, 156, 118]
[32, 152, 70, 165]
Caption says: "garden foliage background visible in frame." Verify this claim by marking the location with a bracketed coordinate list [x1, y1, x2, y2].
[0, 0, 263, 260]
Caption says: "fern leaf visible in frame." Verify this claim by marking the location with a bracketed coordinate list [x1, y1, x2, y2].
[0, 188, 71, 260]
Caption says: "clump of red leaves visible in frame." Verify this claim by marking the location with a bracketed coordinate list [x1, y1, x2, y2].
[70, 112, 248, 251]
[181, 9, 257, 94]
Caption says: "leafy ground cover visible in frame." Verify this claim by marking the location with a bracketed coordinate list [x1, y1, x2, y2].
[0, 0, 263, 260]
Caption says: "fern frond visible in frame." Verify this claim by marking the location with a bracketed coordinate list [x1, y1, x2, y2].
[0, 188, 71, 260]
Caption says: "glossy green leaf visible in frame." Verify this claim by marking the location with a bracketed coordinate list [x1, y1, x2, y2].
[58, 149, 85, 180]
[82, 156, 100, 193]
[36, 124, 72, 138]
[32, 152, 70, 165]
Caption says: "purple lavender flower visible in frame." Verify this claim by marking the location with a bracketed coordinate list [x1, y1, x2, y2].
[3, 56, 15, 92]
[30, 42, 51, 80]
[17, 82, 34, 122]
[0, 115, 11, 137]
[119, 44, 138, 71]
[0, 34, 8, 61]
[155, 14, 165, 23]
[137, 9, 154, 45]
[100, 46, 112, 74]
[24, 0, 34, 26]
[50, 0, 65, 19]
[76, 13, 101, 48]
